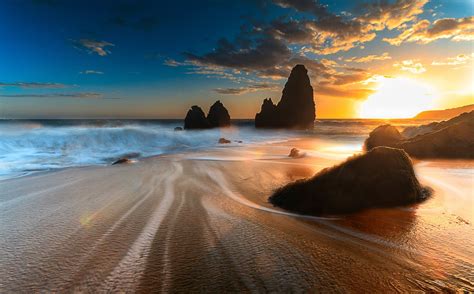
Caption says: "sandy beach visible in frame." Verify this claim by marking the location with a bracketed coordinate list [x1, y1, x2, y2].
[1, 138, 473, 292]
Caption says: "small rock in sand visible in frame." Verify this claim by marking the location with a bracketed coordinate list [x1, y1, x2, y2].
[288, 148, 304, 158]
[112, 158, 133, 165]
[218, 138, 231, 144]
[174, 127, 183, 131]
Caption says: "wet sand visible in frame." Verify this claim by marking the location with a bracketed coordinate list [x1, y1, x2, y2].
[0, 139, 473, 292]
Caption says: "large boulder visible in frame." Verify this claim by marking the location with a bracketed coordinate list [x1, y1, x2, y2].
[269, 147, 430, 215]
[365, 111, 474, 158]
[255, 64, 315, 129]
[398, 117, 474, 159]
[364, 124, 403, 151]
[184, 106, 211, 129]
[207, 100, 230, 127]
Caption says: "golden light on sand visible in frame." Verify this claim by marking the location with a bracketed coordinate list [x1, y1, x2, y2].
[359, 77, 438, 119]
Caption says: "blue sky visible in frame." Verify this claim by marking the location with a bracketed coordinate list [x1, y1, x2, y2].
[0, 0, 472, 118]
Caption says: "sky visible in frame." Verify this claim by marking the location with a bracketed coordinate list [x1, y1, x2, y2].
[0, 0, 473, 119]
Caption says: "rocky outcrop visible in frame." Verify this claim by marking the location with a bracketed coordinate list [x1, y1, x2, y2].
[184, 106, 210, 129]
[414, 104, 474, 120]
[365, 111, 474, 158]
[288, 148, 304, 158]
[255, 64, 315, 129]
[269, 147, 430, 215]
[184, 101, 231, 129]
[364, 124, 403, 151]
[207, 100, 230, 127]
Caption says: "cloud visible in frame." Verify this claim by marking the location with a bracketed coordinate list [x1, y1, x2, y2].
[0, 82, 67, 89]
[359, 0, 428, 30]
[79, 70, 104, 75]
[72, 39, 115, 56]
[0, 92, 104, 98]
[384, 16, 474, 45]
[315, 85, 375, 100]
[394, 60, 426, 74]
[346, 52, 391, 63]
[213, 83, 278, 95]
[432, 53, 474, 66]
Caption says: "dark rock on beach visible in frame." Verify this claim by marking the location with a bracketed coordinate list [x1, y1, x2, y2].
[207, 100, 230, 127]
[365, 111, 474, 158]
[218, 138, 231, 144]
[184, 106, 211, 129]
[112, 158, 133, 165]
[270, 147, 430, 216]
[174, 127, 183, 131]
[255, 64, 315, 129]
[288, 148, 304, 158]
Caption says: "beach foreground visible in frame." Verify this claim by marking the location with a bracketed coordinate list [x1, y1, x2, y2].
[0, 139, 473, 292]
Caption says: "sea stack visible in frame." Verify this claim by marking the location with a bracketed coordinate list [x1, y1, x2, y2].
[207, 100, 231, 127]
[270, 147, 430, 216]
[255, 64, 315, 129]
[184, 101, 231, 129]
[184, 106, 211, 129]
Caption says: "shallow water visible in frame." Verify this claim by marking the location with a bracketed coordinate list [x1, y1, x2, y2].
[0, 121, 472, 292]
[0, 118, 425, 179]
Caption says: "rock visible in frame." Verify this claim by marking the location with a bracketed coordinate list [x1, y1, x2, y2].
[288, 148, 304, 158]
[414, 104, 474, 120]
[112, 158, 133, 165]
[402, 110, 474, 138]
[364, 124, 403, 151]
[270, 147, 430, 215]
[207, 100, 230, 127]
[366, 111, 474, 158]
[255, 64, 315, 129]
[174, 127, 183, 131]
[255, 98, 278, 128]
[234, 140, 243, 143]
[218, 137, 231, 144]
[398, 116, 474, 159]
[184, 106, 211, 129]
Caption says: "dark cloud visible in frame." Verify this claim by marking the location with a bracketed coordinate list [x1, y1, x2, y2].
[186, 36, 292, 71]
[213, 83, 278, 95]
[0, 82, 67, 89]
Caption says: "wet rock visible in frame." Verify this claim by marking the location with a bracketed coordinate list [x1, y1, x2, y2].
[234, 140, 243, 143]
[218, 137, 231, 144]
[112, 158, 133, 165]
[288, 148, 304, 158]
[184, 106, 211, 129]
[364, 124, 403, 151]
[366, 111, 474, 158]
[174, 127, 183, 131]
[270, 147, 430, 216]
[255, 64, 315, 129]
[207, 100, 230, 127]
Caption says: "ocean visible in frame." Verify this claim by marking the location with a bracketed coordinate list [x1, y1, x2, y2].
[0, 118, 428, 180]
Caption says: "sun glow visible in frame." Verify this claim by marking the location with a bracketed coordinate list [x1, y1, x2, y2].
[359, 77, 438, 119]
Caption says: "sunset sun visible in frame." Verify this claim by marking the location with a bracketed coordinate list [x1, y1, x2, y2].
[359, 77, 438, 119]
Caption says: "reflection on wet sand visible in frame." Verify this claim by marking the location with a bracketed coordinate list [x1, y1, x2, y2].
[0, 139, 473, 292]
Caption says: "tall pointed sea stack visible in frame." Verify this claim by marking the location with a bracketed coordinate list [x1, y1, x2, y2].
[255, 64, 315, 129]
[207, 100, 231, 127]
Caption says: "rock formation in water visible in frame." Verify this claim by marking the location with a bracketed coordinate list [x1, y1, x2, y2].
[269, 147, 430, 215]
[255, 64, 315, 129]
[207, 100, 230, 127]
[184, 101, 231, 129]
[184, 106, 211, 129]
[365, 111, 474, 159]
